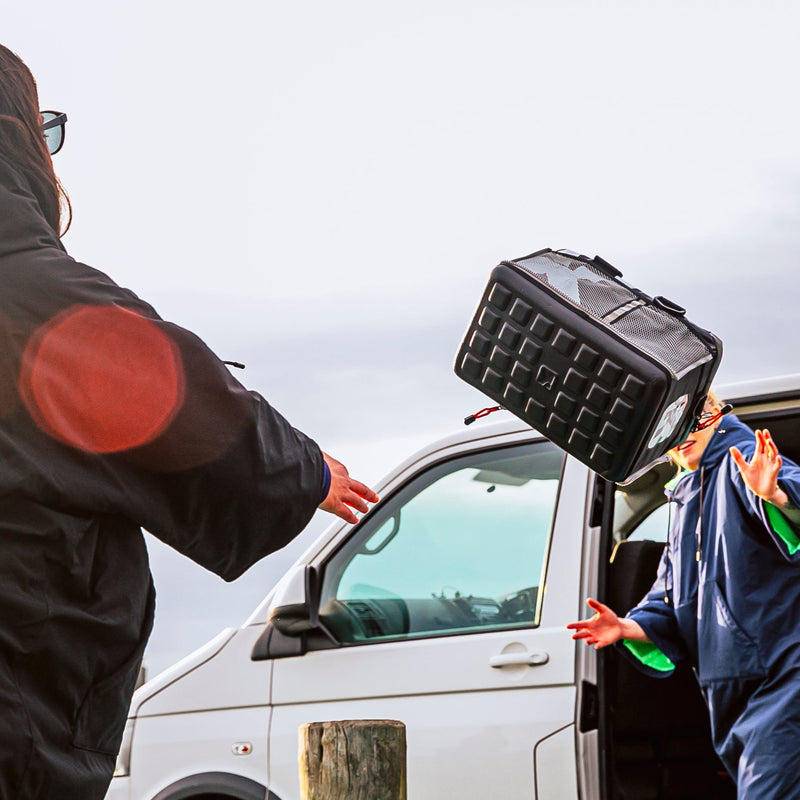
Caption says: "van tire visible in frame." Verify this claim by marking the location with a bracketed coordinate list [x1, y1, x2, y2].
[151, 772, 272, 800]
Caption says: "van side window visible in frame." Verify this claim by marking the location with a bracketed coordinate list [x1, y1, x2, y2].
[318, 441, 564, 644]
[612, 459, 676, 546]
[626, 503, 670, 543]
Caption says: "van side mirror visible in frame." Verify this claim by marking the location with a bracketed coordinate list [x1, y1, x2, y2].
[270, 564, 321, 635]
[251, 565, 327, 661]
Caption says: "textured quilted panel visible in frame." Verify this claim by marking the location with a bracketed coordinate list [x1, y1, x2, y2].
[460, 278, 649, 473]
[455, 259, 719, 481]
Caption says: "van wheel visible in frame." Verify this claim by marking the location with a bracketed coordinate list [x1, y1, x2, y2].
[150, 771, 271, 800]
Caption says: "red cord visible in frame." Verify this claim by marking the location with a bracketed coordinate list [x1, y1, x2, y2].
[464, 406, 503, 425]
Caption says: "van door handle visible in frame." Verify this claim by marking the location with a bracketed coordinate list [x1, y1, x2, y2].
[489, 651, 549, 668]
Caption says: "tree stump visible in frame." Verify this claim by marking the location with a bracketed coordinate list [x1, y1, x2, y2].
[299, 720, 407, 800]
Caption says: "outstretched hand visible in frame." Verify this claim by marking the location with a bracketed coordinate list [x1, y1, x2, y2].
[566, 598, 648, 649]
[319, 452, 380, 524]
[730, 429, 782, 503]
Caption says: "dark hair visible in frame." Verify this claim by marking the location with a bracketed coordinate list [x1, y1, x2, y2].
[0, 44, 71, 234]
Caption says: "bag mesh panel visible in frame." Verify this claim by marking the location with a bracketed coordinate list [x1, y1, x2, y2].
[516, 252, 636, 318]
[613, 305, 710, 374]
[516, 251, 711, 374]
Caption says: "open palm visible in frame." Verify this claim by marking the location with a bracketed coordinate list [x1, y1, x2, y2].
[730, 429, 782, 502]
[566, 598, 625, 648]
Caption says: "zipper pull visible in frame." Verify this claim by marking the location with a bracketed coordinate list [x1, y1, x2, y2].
[464, 406, 503, 426]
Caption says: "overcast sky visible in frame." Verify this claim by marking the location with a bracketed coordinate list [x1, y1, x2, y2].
[6, 2, 800, 674]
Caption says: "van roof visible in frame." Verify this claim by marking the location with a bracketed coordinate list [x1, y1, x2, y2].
[426, 372, 800, 456]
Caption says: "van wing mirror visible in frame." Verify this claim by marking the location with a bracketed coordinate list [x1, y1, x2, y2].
[252, 564, 330, 661]
[269, 564, 321, 636]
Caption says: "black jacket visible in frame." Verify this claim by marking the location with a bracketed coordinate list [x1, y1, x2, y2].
[0, 156, 325, 798]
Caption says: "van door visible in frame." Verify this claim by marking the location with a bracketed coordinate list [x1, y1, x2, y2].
[267, 438, 588, 800]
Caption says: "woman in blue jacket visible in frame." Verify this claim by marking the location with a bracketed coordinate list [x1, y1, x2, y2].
[0, 44, 377, 798]
[568, 393, 800, 798]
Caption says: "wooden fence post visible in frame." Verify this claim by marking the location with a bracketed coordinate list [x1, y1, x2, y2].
[299, 719, 407, 800]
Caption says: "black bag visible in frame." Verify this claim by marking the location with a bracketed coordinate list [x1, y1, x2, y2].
[454, 249, 722, 481]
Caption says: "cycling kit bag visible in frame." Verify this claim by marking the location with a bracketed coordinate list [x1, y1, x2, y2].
[454, 248, 723, 482]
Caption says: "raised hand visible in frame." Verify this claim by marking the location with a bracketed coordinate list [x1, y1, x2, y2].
[566, 598, 648, 649]
[319, 452, 380, 524]
[730, 429, 782, 503]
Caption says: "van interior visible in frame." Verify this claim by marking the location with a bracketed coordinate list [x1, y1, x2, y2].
[598, 403, 800, 800]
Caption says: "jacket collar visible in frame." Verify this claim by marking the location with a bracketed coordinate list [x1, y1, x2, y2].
[665, 414, 752, 498]
[698, 413, 752, 470]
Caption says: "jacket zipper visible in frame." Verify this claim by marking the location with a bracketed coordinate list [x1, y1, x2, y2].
[696, 465, 705, 562]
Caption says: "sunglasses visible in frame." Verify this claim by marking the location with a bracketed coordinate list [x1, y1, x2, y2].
[41, 110, 68, 155]
[689, 403, 733, 433]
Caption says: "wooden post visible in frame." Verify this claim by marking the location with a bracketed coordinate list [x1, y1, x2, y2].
[299, 720, 407, 800]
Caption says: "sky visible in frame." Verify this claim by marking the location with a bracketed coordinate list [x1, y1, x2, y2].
[5, 1, 800, 675]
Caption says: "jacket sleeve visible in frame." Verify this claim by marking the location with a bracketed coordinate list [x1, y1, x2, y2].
[617, 551, 687, 677]
[727, 453, 800, 563]
[0, 248, 326, 582]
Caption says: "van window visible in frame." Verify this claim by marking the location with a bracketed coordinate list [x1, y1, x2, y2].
[318, 441, 563, 644]
[626, 503, 670, 543]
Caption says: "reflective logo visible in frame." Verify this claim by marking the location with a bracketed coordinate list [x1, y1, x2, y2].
[648, 394, 688, 449]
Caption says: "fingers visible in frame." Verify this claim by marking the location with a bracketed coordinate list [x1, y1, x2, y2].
[762, 429, 780, 460]
[567, 598, 611, 634]
[570, 631, 610, 648]
[319, 451, 379, 524]
[343, 488, 370, 514]
[755, 429, 779, 461]
[586, 597, 609, 615]
[752, 430, 781, 469]
[754, 428, 766, 459]
[341, 479, 380, 513]
[729, 446, 748, 471]
[333, 504, 360, 525]
[566, 618, 596, 630]
[325, 494, 362, 523]
[348, 478, 380, 504]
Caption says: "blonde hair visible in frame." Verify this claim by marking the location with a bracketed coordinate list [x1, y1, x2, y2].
[705, 389, 725, 411]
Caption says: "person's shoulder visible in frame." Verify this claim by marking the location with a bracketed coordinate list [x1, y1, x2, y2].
[0, 154, 26, 185]
[0, 155, 63, 258]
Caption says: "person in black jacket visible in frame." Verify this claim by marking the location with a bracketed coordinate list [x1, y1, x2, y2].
[0, 43, 378, 799]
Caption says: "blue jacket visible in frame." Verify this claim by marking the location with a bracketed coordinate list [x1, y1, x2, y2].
[622, 415, 800, 796]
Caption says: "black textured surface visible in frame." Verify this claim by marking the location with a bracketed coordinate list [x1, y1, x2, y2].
[455, 254, 721, 481]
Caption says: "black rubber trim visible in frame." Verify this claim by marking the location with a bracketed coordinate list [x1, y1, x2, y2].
[652, 295, 686, 316]
[151, 771, 271, 800]
[729, 388, 800, 408]
[591, 254, 623, 278]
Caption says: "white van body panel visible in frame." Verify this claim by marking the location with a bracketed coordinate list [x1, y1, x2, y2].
[124, 626, 270, 799]
[108, 374, 800, 800]
[271, 686, 576, 800]
[136, 625, 268, 718]
[127, 628, 236, 718]
[534, 724, 580, 799]
[129, 706, 269, 799]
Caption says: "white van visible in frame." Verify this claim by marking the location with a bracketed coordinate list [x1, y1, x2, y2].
[105, 374, 800, 800]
